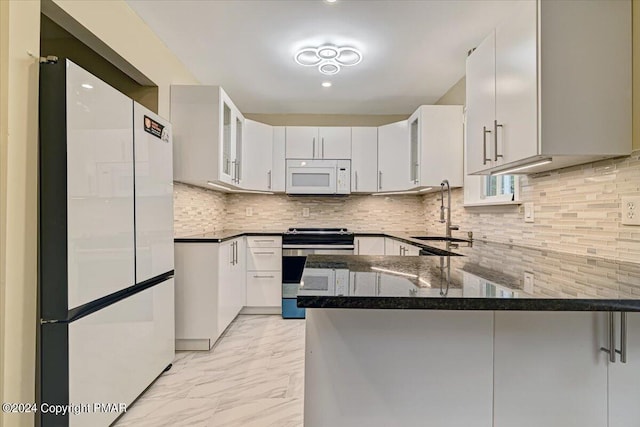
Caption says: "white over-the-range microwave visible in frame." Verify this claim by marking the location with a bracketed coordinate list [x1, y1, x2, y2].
[285, 159, 351, 195]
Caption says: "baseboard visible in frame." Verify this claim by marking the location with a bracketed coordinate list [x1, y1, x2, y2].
[175, 338, 211, 351]
[240, 306, 282, 315]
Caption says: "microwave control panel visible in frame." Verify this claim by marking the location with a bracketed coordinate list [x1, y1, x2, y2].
[336, 160, 351, 194]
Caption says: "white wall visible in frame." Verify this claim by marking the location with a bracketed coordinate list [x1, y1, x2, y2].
[0, 2, 40, 426]
[0, 2, 198, 427]
[49, 0, 199, 117]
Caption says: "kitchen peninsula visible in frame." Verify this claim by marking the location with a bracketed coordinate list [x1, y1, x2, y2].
[298, 239, 640, 427]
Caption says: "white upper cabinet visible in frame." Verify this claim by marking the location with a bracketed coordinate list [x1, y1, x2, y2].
[271, 127, 286, 192]
[286, 126, 351, 159]
[318, 127, 351, 159]
[243, 119, 273, 192]
[466, 30, 496, 174]
[170, 85, 245, 188]
[466, 0, 631, 175]
[285, 126, 317, 159]
[350, 127, 378, 193]
[407, 105, 463, 189]
[377, 120, 410, 192]
[494, 2, 537, 167]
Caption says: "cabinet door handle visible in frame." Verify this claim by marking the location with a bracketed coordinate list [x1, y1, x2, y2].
[494, 119, 503, 161]
[312, 137, 316, 158]
[615, 312, 628, 364]
[355, 171, 358, 191]
[234, 241, 239, 265]
[253, 239, 275, 243]
[268, 170, 272, 189]
[253, 251, 275, 255]
[231, 160, 236, 183]
[229, 243, 235, 265]
[378, 171, 382, 190]
[483, 126, 492, 165]
[253, 275, 275, 279]
[322, 138, 325, 158]
[601, 312, 617, 363]
[357, 239, 360, 255]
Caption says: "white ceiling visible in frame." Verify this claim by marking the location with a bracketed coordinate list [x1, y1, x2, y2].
[126, 0, 520, 115]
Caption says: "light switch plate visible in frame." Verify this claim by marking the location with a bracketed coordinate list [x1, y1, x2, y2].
[524, 202, 534, 223]
[622, 197, 640, 225]
[302, 207, 310, 218]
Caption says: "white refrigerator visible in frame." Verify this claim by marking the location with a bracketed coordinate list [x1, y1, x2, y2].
[39, 59, 175, 427]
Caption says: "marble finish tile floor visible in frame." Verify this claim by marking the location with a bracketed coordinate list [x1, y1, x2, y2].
[113, 315, 305, 427]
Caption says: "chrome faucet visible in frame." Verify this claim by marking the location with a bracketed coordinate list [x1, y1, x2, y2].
[440, 179, 459, 238]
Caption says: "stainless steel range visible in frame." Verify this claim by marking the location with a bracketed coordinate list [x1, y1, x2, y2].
[282, 228, 354, 318]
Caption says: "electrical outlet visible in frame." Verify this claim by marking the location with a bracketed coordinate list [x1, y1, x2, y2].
[524, 202, 534, 223]
[622, 198, 640, 225]
[245, 207, 253, 217]
[302, 207, 310, 218]
[523, 272, 534, 294]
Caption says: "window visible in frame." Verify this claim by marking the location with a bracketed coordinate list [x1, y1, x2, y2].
[483, 175, 516, 201]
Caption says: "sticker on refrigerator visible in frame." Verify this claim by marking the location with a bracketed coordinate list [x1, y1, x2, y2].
[143, 115, 169, 142]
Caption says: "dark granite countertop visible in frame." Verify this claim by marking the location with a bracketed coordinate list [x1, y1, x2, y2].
[174, 230, 283, 243]
[297, 241, 640, 311]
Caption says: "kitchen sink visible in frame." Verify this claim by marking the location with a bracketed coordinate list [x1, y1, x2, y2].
[410, 236, 470, 243]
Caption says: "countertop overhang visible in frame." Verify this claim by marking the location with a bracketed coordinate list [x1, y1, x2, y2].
[297, 244, 640, 312]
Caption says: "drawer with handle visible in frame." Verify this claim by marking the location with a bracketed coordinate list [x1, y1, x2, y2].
[246, 272, 282, 307]
[247, 236, 282, 248]
[247, 247, 282, 271]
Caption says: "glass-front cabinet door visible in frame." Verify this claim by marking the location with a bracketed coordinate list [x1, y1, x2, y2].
[409, 115, 419, 186]
[222, 101, 232, 179]
[234, 115, 243, 184]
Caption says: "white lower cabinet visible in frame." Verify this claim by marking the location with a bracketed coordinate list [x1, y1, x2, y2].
[354, 236, 385, 255]
[245, 272, 282, 307]
[218, 238, 245, 335]
[384, 238, 420, 256]
[609, 312, 640, 427]
[174, 238, 245, 350]
[245, 236, 282, 312]
[493, 311, 637, 427]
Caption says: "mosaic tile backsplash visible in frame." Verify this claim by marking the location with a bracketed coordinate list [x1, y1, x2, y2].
[175, 151, 639, 262]
[423, 151, 640, 262]
[173, 183, 226, 236]
[224, 193, 426, 231]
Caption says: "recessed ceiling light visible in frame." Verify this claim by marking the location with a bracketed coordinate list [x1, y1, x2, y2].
[294, 44, 362, 75]
[81, 83, 93, 89]
[322, 82, 332, 88]
[325, 0, 337, 3]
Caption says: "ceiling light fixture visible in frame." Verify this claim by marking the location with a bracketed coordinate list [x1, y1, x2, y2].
[81, 83, 93, 89]
[322, 82, 332, 88]
[294, 44, 362, 75]
[325, 0, 338, 3]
